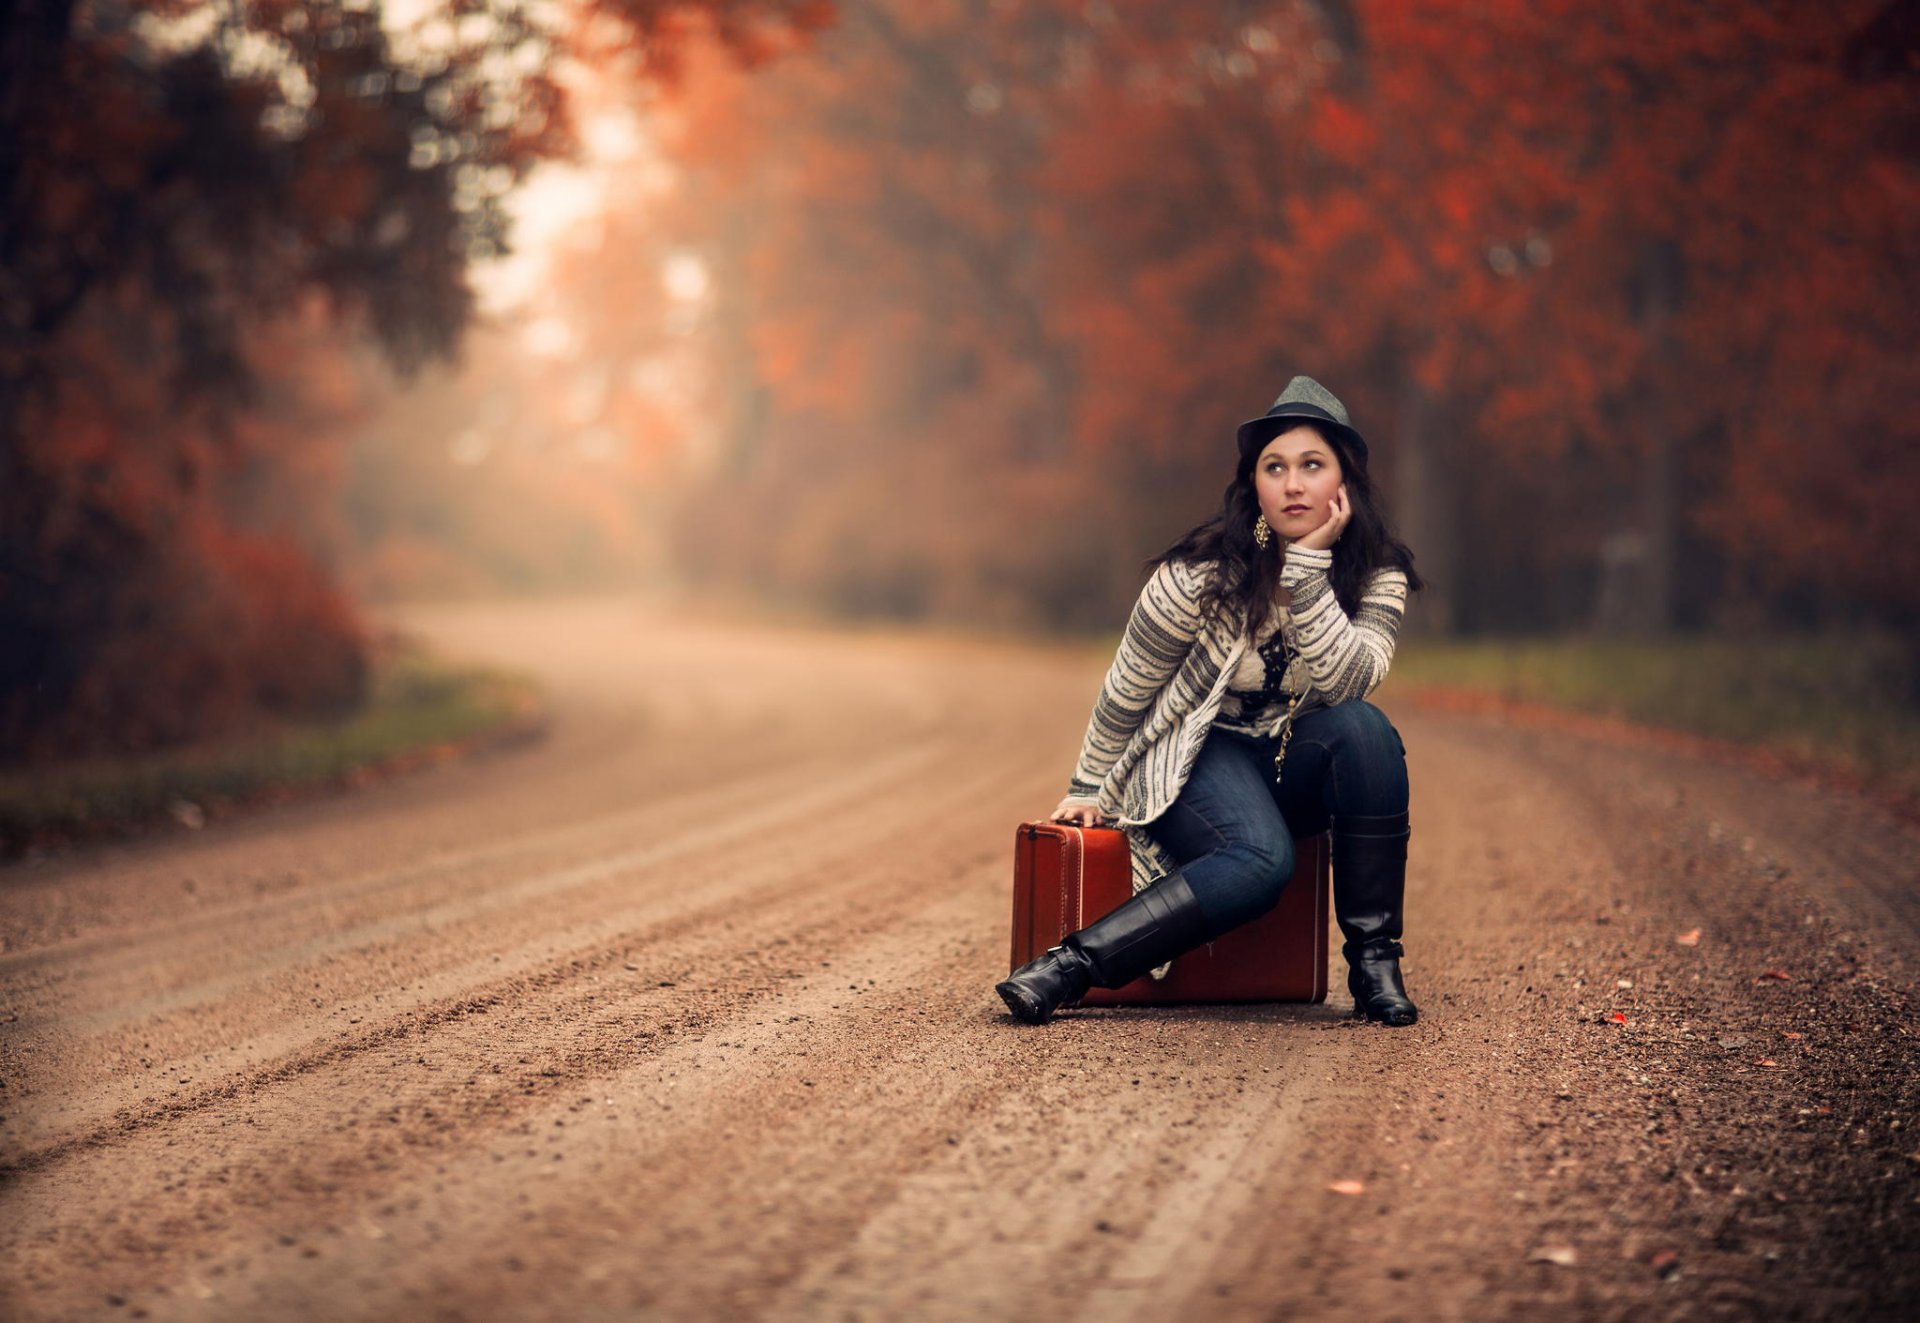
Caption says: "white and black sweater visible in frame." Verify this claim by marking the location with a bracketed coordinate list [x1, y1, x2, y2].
[1061, 543, 1408, 896]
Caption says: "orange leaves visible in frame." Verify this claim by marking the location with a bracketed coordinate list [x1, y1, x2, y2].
[1308, 100, 1378, 166]
[752, 306, 913, 419]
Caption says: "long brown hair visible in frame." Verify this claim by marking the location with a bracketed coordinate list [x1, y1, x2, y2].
[1148, 423, 1424, 639]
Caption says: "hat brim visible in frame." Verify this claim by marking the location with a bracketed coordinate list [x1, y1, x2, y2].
[1236, 405, 1368, 465]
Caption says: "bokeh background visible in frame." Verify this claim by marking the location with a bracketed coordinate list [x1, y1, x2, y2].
[3, 0, 1915, 770]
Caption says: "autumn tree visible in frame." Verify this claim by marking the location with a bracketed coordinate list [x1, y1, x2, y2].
[1309, 0, 1920, 631]
[0, 0, 825, 759]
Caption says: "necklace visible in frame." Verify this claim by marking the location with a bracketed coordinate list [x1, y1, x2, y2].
[1273, 690, 1299, 785]
[1247, 619, 1300, 784]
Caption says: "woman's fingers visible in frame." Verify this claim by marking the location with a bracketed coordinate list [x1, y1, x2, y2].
[1048, 799, 1114, 827]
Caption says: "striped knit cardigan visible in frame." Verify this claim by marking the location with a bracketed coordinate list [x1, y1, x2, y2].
[1061, 543, 1409, 902]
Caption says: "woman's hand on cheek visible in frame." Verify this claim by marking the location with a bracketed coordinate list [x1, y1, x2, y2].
[1293, 485, 1350, 552]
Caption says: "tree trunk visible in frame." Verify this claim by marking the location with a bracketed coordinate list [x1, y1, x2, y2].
[1613, 238, 1684, 636]
[708, 196, 771, 477]
[1391, 368, 1457, 636]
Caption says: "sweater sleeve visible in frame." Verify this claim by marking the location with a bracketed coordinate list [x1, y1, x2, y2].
[1279, 546, 1407, 704]
[1066, 558, 1209, 797]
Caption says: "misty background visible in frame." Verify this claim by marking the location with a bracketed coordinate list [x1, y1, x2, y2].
[4, 0, 1915, 765]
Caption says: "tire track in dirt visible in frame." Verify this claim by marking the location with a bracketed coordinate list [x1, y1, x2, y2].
[0, 749, 1066, 1319]
[0, 741, 1024, 1171]
[6, 737, 948, 1033]
[0, 743, 860, 982]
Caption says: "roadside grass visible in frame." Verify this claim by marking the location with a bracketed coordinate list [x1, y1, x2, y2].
[1390, 632, 1920, 805]
[0, 643, 547, 857]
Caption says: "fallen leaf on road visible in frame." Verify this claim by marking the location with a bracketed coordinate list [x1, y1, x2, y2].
[1327, 1180, 1365, 1196]
[1675, 929, 1701, 947]
[1755, 1059, 1781, 1068]
[1528, 1245, 1578, 1266]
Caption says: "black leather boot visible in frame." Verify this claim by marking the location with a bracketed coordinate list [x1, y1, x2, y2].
[997, 870, 1212, 1024]
[1333, 810, 1419, 1026]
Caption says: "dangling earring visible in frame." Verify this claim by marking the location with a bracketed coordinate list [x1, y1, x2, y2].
[1252, 513, 1271, 549]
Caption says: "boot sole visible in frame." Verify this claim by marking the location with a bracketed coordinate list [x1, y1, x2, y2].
[1351, 1002, 1419, 1026]
[1348, 969, 1418, 1026]
[996, 980, 1052, 1025]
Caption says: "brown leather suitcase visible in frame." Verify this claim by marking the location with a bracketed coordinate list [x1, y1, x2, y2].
[1009, 820, 1329, 1004]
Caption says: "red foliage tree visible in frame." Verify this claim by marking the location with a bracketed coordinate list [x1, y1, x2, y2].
[0, 0, 827, 760]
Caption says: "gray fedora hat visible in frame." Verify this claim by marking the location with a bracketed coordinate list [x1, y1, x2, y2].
[1235, 375, 1369, 466]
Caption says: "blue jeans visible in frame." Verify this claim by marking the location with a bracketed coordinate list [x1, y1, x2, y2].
[1143, 700, 1409, 939]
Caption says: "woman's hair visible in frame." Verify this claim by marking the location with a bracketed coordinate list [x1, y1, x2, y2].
[1148, 422, 1425, 638]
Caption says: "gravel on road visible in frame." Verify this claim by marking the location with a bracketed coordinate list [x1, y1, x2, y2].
[2, 597, 1914, 1321]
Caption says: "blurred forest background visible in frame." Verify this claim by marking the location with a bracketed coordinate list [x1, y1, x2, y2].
[3, 0, 1916, 766]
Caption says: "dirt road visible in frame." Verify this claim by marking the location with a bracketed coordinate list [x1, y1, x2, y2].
[2, 598, 1915, 1321]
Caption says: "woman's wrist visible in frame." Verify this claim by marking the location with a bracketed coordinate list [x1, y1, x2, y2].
[1280, 543, 1334, 589]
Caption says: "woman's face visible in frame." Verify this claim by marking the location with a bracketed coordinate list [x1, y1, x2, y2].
[1253, 425, 1345, 543]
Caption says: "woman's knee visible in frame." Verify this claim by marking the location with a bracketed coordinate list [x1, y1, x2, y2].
[1313, 701, 1407, 766]
[1323, 698, 1399, 743]
[1309, 700, 1409, 814]
[1180, 820, 1297, 934]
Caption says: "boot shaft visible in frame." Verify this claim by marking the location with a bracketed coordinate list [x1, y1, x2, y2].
[1067, 870, 1212, 989]
[1331, 811, 1410, 949]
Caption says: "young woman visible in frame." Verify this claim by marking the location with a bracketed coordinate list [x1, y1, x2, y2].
[996, 376, 1426, 1027]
